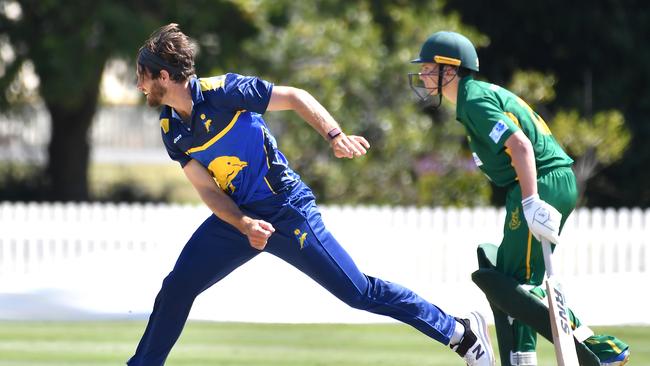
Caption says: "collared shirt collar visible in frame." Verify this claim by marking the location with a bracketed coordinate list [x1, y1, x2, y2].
[170, 107, 182, 121]
[168, 77, 203, 129]
[188, 76, 205, 105]
[455, 75, 473, 122]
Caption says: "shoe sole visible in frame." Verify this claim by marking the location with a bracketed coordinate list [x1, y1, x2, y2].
[470, 311, 496, 366]
[619, 351, 630, 366]
[603, 349, 630, 366]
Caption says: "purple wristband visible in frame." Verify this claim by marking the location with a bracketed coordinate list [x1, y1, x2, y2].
[327, 127, 342, 140]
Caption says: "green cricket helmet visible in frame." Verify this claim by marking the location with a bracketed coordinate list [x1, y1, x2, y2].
[411, 31, 479, 71]
[408, 31, 478, 105]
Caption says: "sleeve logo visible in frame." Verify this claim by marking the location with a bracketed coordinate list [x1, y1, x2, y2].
[488, 120, 508, 144]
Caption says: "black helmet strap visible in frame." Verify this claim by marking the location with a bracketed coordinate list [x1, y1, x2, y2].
[431, 64, 444, 108]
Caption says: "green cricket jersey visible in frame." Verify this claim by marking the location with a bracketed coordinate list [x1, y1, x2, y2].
[455, 76, 573, 187]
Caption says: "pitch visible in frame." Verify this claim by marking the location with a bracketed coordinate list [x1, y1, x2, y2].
[0, 321, 647, 365]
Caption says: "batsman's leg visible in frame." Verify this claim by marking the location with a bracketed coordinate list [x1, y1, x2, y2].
[474, 243, 629, 366]
[127, 215, 259, 366]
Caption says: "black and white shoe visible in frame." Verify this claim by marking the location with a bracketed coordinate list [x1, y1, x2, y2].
[451, 311, 496, 366]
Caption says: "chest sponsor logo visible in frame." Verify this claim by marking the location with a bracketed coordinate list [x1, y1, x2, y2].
[472, 152, 483, 167]
[207, 156, 248, 194]
[173, 134, 182, 144]
[489, 120, 508, 144]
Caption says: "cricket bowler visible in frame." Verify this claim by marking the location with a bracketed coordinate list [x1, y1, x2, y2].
[408, 31, 630, 366]
[128, 24, 495, 366]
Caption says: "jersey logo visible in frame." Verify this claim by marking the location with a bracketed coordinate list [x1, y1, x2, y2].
[208, 156, 248, 194]
[200, 113, 212, 132]
[509, 207, 522, 230]
[489, 120, 508, 143]
[293, 229, 308, 250]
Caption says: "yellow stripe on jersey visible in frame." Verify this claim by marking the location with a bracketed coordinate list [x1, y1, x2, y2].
[263, 177, 276, 194]
[199, 76, 226, 91]
[526, 231, 533, 281]
[503, 112, 519, 177]
[434, 55, 462, 66]
[515, 96, 552, 135]
[504, 111, 521, 127]
[160, 118, 170, 134]
[504, 147, 518, 179]
[186, 110, 242, 154]
[606, 339, 622, 354]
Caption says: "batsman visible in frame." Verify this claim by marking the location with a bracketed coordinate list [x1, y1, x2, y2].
[408, 31, 630, 366]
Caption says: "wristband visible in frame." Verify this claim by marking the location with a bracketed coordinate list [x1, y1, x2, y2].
[327, 127, 342, 140]
[521, 193, 540, 206]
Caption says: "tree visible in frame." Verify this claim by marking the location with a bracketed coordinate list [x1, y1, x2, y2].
[551, 110, 630, 205]
[0, 0, 257, 200]
[2, 0, 492, 206]
[235, 0, 491, 205]
[444, 0, 650, 207]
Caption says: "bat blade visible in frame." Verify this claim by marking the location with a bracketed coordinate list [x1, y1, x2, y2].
[542, 236, 580, 366]
[546, 276, 579, 366]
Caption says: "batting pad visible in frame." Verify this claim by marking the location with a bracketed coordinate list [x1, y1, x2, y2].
[472, 244, 600, 366]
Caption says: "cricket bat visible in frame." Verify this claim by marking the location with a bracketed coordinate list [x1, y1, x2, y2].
[541, 238, 580, 366]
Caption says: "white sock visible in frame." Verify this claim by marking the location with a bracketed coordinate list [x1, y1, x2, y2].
[449, 319, 465, 346]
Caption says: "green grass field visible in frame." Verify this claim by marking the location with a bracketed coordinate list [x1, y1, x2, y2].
[0, 321, 646, 365]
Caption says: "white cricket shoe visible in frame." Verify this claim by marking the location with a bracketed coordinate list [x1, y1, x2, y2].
[451, 311, 496, 366]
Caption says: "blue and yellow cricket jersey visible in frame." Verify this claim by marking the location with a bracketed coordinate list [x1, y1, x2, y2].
[159, 73, 300, 205]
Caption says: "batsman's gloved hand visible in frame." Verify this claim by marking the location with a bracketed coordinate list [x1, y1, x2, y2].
[521, 194, 562, 244]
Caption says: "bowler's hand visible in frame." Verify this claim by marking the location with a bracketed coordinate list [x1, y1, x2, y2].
[243, 218, 275, 250]
[331, 133, 370, 159]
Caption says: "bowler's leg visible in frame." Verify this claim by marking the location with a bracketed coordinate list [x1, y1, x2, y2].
[127, 215, 258, 366]
[265, 198, 456, 345]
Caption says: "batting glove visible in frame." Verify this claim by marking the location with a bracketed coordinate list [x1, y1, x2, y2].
[521, 194, 562, 244]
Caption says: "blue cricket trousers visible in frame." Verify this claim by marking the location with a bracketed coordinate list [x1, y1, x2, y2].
[127, 182, 455, 365]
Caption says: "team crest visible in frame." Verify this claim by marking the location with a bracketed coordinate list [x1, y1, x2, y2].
[200, 113, 212, 132]
[293, 229, 308, 249]
[509, 207, 521, 230]
[207, 156, 248, 194]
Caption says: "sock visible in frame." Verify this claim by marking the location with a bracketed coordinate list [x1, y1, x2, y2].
[449, 319, 465, 346]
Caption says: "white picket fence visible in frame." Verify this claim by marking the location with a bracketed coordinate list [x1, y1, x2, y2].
[0, 202, 649, 325]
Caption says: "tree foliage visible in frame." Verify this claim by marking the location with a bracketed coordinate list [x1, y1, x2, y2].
[552, 109, 630, 205]
[445, 0, 650, 207]
[0, 0, 258, 200]
[231, 0, 490, 205]
[2, 0, 643, 207]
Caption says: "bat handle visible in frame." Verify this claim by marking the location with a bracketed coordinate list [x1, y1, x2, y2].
[541, 238, 555, 277]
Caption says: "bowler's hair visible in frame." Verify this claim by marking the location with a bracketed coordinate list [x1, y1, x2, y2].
[137, 23, 195, 82]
